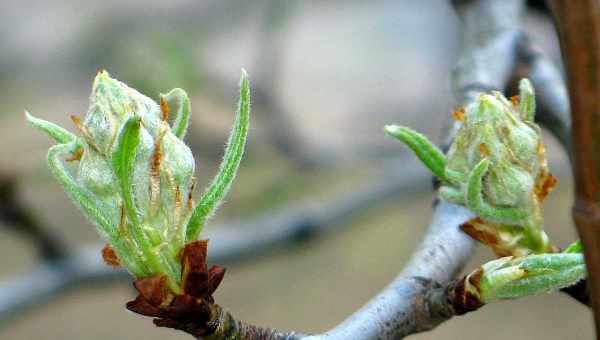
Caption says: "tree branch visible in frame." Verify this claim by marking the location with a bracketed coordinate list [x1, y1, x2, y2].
[202, 304, 304, 340]
[550, 0, 600, 335]
[306, 203, 476, 340]
[0, 174, 67, 261]
[303, 1, 526, 339]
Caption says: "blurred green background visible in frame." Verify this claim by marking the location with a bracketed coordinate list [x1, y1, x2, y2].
[0, 0, 592, 339]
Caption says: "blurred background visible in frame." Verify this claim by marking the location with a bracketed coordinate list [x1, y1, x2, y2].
[0, 0, 592, 339]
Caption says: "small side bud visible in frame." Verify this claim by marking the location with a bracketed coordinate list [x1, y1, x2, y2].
[478, 254, 586, 302]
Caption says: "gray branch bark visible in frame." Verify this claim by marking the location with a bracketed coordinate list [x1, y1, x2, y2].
[305, 203, 474, 340]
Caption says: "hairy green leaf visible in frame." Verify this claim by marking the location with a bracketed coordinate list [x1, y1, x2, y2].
[384, 125, 448, 182]
[186, 70, 250, 241]
[111, 116, 180, 287]
[518, 78, 536, 121]
[111, 116, 143, 227]
[26, 111, 78, 144]
[161, 88, 191, 140]
[47, 142, 147, 276]
[563, 240, 583, 253]
[466, 158, 529, 225]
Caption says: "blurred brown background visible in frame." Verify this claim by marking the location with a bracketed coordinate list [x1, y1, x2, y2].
[0, 0, 592, 339]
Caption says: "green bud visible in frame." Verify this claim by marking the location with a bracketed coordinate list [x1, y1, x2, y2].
[445, 88, 543, 218]
[27, 70, 251, 293]
[78, 72, 196, 250]
[444, 80, 554, 253]
[386, 79, 556, 255]
[475, 253, 586, 302]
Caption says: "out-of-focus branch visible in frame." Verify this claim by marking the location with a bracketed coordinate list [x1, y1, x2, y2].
[0, 160, 430, 325]
[550, 0, 600, 335]
[0, 174, 67, 261]
[196, 1, 317, 168]
[443, 0, 525, 148]
[252, 0, 315, 168]
[517, 36, 571, 152]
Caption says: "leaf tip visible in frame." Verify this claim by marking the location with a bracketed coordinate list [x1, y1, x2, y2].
[384, 124, 402, 136]
[239, 69, 250, 94]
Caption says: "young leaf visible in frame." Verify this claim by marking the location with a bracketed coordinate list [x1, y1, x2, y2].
[47, 142, 147, 276]
[520, 253, 585, 271]
[563, 240, 583, 253]
[111, 116, 143, 227]
[466, 158, 529, 225]
[494, 265, 586, 300]
[185, 70, 250, 241]
[111, 116, 179, 285]
[518, 78, 536, 122]
[161, 88, 191, 140]
[26, 111, 78, 144]
[439, 185, 465, 205]
[384, 125, 448, 183]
